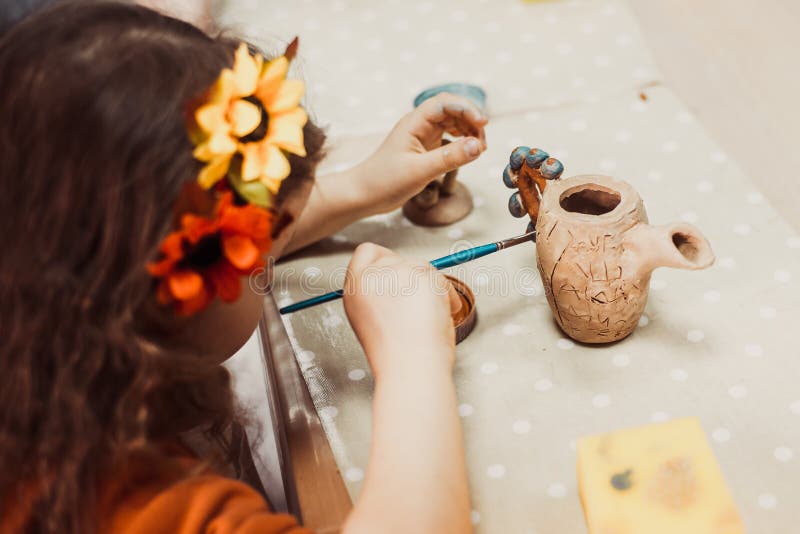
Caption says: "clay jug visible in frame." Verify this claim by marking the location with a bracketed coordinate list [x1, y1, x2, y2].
[535, 175, 715, 344]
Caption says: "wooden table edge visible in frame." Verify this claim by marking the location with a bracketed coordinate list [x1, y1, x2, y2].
[259, 294, 353, 532]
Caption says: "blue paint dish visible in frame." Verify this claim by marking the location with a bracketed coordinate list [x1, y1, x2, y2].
[413, 83, 487, 110]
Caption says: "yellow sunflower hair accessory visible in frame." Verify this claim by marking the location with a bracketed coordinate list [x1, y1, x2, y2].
[190, 39, 307, 205]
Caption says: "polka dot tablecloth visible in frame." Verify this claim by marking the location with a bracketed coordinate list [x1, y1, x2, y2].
[219, 0, 800, 532]
[218, 0, 658, 139]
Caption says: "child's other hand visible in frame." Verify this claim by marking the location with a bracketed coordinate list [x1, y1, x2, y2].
[343, 243, 460, 377]
[358, 93, 488, 215]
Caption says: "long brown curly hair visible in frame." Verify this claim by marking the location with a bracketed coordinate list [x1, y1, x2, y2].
[0, 2, 324, 532]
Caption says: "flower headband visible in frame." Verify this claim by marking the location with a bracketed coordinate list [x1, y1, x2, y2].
[148, 40, 306, 316]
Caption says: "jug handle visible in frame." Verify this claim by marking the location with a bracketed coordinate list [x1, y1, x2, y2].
[626, 222, 715, 273]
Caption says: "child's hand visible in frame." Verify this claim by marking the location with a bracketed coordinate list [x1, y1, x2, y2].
[357, 93, 488, 215]
[342, 244, 473, 534]
[283, 94, 487, 255]
[343, 243, 461, 377]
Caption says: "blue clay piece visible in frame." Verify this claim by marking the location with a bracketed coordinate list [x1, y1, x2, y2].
[509, 146, 530, 171]
[540, 157, 564, 180]
[508, 191, 526, 218]
[413, 83, 487, 109]
[525, 148, 549, 168]
[502, 164, 518, 189]
[526, 221, 537, 242]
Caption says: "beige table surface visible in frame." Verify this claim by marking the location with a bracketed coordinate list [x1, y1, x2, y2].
[219, 0, 660, 138]
[626, 0, 800, 232]
[218, 0, 800, 532]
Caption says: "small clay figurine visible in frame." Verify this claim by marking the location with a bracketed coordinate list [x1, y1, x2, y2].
[402, 84, 486, 227]
[402, 139, 474, 226]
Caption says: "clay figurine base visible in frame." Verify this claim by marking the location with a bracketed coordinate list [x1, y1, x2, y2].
[445, 275, 477, 344]
[402, 181, 473, 227]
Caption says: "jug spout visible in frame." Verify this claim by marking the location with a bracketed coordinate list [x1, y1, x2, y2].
[625, 222, 715, 276]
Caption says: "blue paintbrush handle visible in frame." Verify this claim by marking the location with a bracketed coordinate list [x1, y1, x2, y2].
[278, 289, 344, 315]
[429, 243, 499, 269]
[279, 243, 499, 315]
[278, 230, 534, 315]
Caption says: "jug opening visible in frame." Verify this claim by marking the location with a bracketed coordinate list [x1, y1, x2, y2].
[672, 231, 702, 263]
[559, 184, 621, 216]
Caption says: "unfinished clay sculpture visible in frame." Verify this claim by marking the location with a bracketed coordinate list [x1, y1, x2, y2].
[537, 175, 714, 343]
[502, 147, 715, 344]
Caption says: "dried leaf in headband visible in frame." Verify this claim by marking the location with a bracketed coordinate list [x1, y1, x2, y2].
[148, 39, 304, 315]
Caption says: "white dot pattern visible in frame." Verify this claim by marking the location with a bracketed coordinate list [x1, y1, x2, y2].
[669, 368, 688, 382]
[547, 483, 567, 498]
[774, 270, 792, 283]
[345, 467, 364, 482]
[681, 211, 699, 223]
[661, 140, 680, 153]
[615, 130, 632, 143]
[744, 344, 763, 357]
[774, 447, 794, 463]
[470, 510, 481, 525]
[318, 406, 338, 420]
[297, 350, 316, 364]
[651, 411, 670, 423]
[760, 307, 777, 319]
[487, 464, 506, 479]
[696, 180, 714, 192]
[503, 324, 524, 336]
[592, 394, 611, 408]
[650, 278, 666, 290]
[612, 353, 631, 367]
[728, 385, 749, 399]
[747, 192, 764, 204]
[447, 227, 464, 239]
[348, 369, 367, 381]
[458, 404, 474, 417]
[758, 493, 777, 510]
[712, 428, 731, 443]
[711, 151, 728, 163]
[687, 329, 705, 343]
[557, 338, 575, 350]
[480, 362, 499, 375]
[512, 420, 532, 435]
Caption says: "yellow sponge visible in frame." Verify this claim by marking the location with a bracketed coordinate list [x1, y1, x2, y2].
[577, 418, 744, 534]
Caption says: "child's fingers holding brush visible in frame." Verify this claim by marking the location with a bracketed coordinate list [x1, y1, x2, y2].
[344, 243, 457, 376]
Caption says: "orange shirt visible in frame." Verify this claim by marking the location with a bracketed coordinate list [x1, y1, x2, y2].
[101, 472, 313, 534]
[97, 447, 314, 534]
[3, 451, 313, 534]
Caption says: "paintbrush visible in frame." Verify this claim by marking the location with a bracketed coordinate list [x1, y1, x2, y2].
[278, 229, 536, 315]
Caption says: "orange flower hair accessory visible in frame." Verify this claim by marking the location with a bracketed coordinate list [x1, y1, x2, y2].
[147, 191, 273, 316]
[148, 40, 304, 316]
